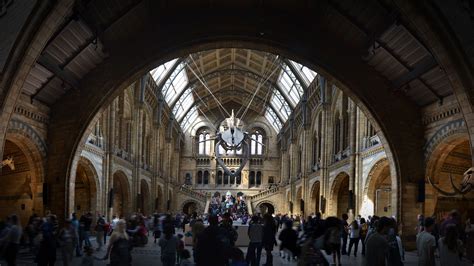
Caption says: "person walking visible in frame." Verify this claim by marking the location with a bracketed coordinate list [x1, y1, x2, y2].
[347, 220, 360, 257]
[279, 220, 298, 262]
[58, 219, 77, 266]
[438, 224, 464, 266]
[341, 213, 349, 255]
[262, 214, 277, 266]
[159, 226, 179, 266]
[104, 219, 132, 266]
[364, 216, 391, 266]
[416, 217, 436, 266]
[326, 217, 342, 266]
[0, 215, 22, 266]
[95, 214, 105, 251]
[246, 215, 263, 266]
[195, 215, 227, 266]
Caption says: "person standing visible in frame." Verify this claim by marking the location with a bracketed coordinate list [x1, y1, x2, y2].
[58, 219, 76, 266]
[347, 220, 360, 257]
[465, 218, 474, 263]
[195, 215, 226, 266]
[262, 214, 277, 266]
[359, 218, 368, 256]
[95, 214, 105, 251]
[326, 217, 343, 266]
[246, 215, 264, 266]
[416, 217, 436, 266]
[159, 226, 179, 266]
[341, 213, 349, 255]
[104, 219, 132, 266]
[364, 216, 391, 266]
[438, 224, 464, 266]
[0, 215, 22, 266]
[71, 213, 82, 256]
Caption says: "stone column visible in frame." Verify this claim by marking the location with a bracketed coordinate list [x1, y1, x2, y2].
[105, 101, 116, 220]
[348, 100, 357, 220]
[319, 77, 331, 216]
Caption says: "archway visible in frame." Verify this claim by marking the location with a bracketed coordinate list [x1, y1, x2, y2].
[155, 185, 163, 212]
[112, 171, 130, 218]
[310, 181, 321, 215]
[74, 157, 98, 217]
[257, 202, 275, 215]
[140, 179, 151, 215]
[425, 137, 474, 219]
[295, 186, 303, 215]
[364, 159, 392, 217]
[182, 201, 199, 215]
[0, 139, 41, 225]
[331, 172, 350, 218]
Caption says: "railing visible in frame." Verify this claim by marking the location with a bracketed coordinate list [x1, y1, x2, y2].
[179, 185, 207, 200]
[248, 186, 280, 201]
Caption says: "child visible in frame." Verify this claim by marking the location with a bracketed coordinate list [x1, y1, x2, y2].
[180, 249, 193, 266]
[177, 233, 185, 264]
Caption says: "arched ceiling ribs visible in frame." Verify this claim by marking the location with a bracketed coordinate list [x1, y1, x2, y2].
[177, 88, 284, 125]
[169, 67, 295, 110]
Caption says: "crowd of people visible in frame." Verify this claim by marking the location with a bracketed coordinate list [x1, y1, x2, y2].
[0, 209, 472, 266]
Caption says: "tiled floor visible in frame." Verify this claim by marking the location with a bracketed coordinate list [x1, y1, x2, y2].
[4, 234, 473, 265]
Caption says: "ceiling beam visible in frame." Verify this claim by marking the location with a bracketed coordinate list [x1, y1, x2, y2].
[281, 58, 308, 91]
[178, 88, 284, 125]
[36, 54, 79, 89]
[170, 67, 293, 110]
[391, 56, 437, 90]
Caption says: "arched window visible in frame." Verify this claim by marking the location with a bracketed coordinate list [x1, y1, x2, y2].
[250, 130, 264, 155]
[198, 134, 205, 154]
[185, 173, 192, 185]
[203, 171, 209, 184]
[197, 171, 203, 184]
[298, 148, 302, 173]
[217, 171, 223, 185]
[205, 134, 211, 155]
[334, 113, 341, 154]
[224, 172, 229, 185]
[230, 174, 235, 185]
[236, 174, 241, 185]
[256, 171, 262, 186]
[312, 136, 318, 169]
[249, 171, 255, 186]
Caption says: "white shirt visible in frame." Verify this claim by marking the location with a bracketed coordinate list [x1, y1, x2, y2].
[416, 231, 435, 266]
[111, 218, 119, 229]
[349, 225, 360, 238]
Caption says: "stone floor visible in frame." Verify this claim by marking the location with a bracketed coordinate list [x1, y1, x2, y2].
[3, 234, 473, 265]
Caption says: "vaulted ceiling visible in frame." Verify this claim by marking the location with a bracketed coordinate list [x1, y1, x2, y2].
[17, 0, 455, 133]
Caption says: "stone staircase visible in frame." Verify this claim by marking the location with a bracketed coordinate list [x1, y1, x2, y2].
[248, 186, 280, 201]
[179, 185, 207, 201]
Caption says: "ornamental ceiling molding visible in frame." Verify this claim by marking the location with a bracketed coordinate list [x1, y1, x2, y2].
[7, 119, 47, 157]
[423, 118, 467, 162]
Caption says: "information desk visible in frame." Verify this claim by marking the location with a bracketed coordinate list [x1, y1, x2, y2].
[184, 223, 250, 247]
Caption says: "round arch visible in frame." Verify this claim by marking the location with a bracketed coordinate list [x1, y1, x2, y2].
[1, 137, 44, 225]
[330, 172, 350, 218]
[73, 157, 100, 217]
[255, 201, 276, 215]
[38, 4, 435, 222]
[112, 170, 131, 218]
[424, 134, 473, 218]
[361, 158, 391, 218]
[310, 181, 321, 215]
[140, 179, 151, 215]
[181, 200, 201, 215]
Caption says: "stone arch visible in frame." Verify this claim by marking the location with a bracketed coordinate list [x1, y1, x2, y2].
[361, 158, 391, 218]
[112, 170, 131, 218]
[310, 181, 321, 215]
[36, 5, 438, 222]
[74, 157, 99, 217]
[1, 137, 45, 224]
[181, 200, 201, 215]
[295, 186, 303, 215]
[155, 185, 164, 212]
[424, 134, 473, 218]
[330, 172, 350, 218]
[424, 119, 467, 162]
[140, 179, 151, 215]
[255, 200, 276, 215]
[7, 119, 47, 158]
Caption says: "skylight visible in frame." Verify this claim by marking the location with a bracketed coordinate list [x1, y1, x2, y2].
[265, 107, 283, 132]
[290, 60, 317, 86]
[180, 106, 199, 131]
[270, 89, 291, 122]
[278, 63, 304, 107]
[150, 59, 178, 85]
[162, 62, 188, 103]
[172, 88, 194, 121]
